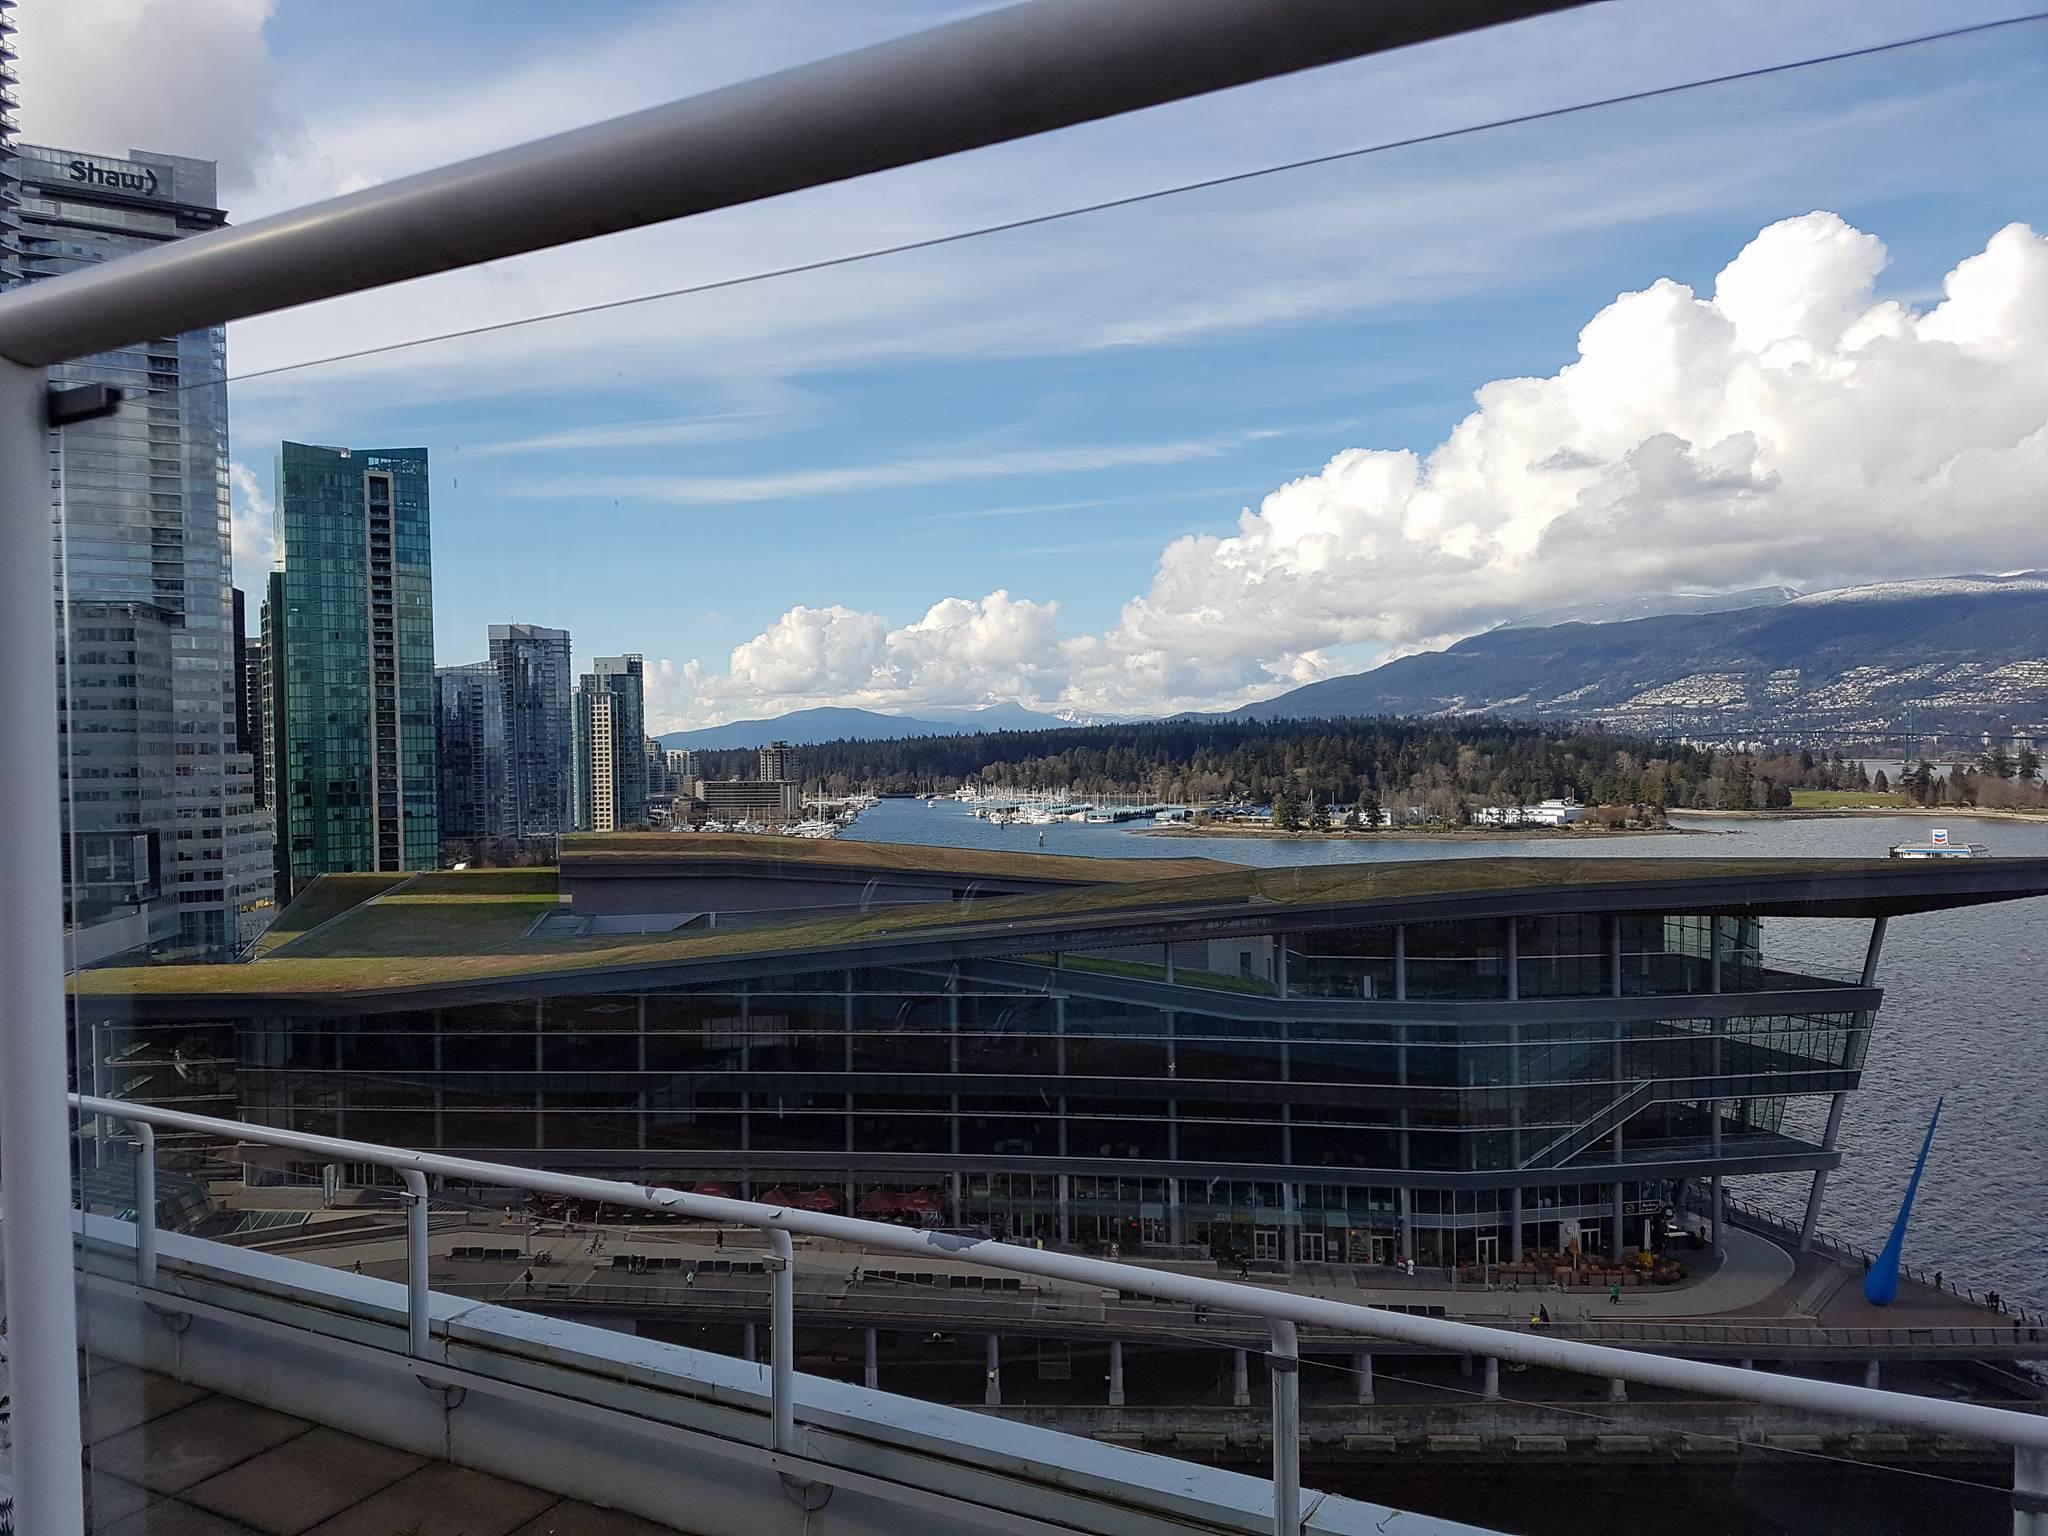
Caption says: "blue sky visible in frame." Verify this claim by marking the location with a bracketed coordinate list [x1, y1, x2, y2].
[19, 2, 2048, 727]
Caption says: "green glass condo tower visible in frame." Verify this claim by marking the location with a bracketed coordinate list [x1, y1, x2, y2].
[263, 442, 437, 899]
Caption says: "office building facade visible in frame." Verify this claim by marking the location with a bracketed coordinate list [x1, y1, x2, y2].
[19, 141, 269, 958]
[265, 442, 437, 897]
[0, 1, 19, 288]
[758, 739, 793, 783]
[488, 622, 573, 840]
[437, 661, 511, 842]
[573, 655, 647, 831]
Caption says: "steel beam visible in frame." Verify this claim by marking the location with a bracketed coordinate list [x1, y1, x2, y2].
[0, 0, 1582, 367]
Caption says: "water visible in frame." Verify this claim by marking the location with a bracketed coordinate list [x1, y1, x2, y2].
[847, 799, 2048, 1312]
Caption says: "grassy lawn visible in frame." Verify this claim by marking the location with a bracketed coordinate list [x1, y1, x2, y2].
[562, 830, 1232, 882]
[1788, 789, 1911, 810]
[254, 872, 412, 955]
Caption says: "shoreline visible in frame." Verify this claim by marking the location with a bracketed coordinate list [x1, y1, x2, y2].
[1668, 806, 2048, 823]
[1136, 822, 1687, 841]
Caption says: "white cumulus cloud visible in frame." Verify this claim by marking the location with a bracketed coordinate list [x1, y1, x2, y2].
[672, 214, 2048, 726]
[227, 462, 276, 587]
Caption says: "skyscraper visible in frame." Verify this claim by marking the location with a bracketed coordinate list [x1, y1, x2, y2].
[757, 739, 793, 784]
[573, 655, 647, 831]
[0, 2, 21, 289]
[436, 662, 511, 844]
[573, 656, 650, 832]
[265, 442, 437, 898]
[19, 141, 263, 958]
[488, 622, 573, 839]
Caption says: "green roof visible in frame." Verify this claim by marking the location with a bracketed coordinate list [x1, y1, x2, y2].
[561, 830, 1233, 883]
[71, 845, 2048, 1002]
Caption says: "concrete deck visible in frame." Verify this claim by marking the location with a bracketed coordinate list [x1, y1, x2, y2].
[80, 1357, 680, 1536]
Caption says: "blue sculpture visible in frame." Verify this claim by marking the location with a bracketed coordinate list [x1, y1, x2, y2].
[1863, 1097, 1942, 1307]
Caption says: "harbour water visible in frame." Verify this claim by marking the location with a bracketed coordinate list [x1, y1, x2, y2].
[847, 799, 2048, 1314]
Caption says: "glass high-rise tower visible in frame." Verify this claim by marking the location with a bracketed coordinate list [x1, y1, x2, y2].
[488, 622, 573, 839]
[265, 442, 437, 898]
[18, 141, 271, 959]
[573, 655, 647, 831]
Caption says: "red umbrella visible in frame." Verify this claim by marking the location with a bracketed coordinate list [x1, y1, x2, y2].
[757, 1186, 795, 1207]
[795, 1187, 840, 1212]
[857, 1190, 904, 1215]
[693, 1181, 733, 1198]
[901, 1191, 943, 1214]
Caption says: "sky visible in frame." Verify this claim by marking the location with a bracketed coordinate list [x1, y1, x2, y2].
[15, 1, 2048, 731]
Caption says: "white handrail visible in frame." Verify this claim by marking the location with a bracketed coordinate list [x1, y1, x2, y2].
[71, 1093, 2048, 1462]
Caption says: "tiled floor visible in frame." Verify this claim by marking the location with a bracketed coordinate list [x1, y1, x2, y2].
[79, 1362, 683, 1536]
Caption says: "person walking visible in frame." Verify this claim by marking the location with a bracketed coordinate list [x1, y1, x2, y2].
[523, 1267, 535, 1294]
[1608, 1280, 1621, 1306]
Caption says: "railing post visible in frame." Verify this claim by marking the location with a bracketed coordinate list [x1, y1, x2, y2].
[0, 357, 88, 1536]
[1269, 1321, 1300, 1536]
[2017, 1444, 2048, 1536]
[400, 1169, 430, 1357]
[134, 1120, 159, 1288]
[768, 1228, 796, 1452]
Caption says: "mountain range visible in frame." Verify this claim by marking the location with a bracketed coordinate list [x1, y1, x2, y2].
[658, 700, 1119, 750]
[1231, 573, 2048, 737]
[660, 574, 2048, 749]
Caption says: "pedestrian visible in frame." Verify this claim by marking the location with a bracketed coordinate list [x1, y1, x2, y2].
[351, 1259, 362, 1275]
[1528, 1309, 1543, 1329]
[1237, 1256, 1251, 1281]
[1539, 1305, 1551, 1327]
[1608, 1280, 1621, 1306]
[523, 1267, 534, 1294]
[1934, 1270, 1944, 1291]
[716, 1230, 725, 1251]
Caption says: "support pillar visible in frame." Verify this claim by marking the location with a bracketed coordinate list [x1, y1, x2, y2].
[1483, 1356, 1500, 1401]
[1460, 1353, 1474, 1378]
[1612, 1179, 1626, 1263]
[744, 1323, 757, 1363]
[0, 358, 88, 1536]
[1057, 1171, 1071, 1246]
[1398, 1187, 1414, 1267]
[1711, 1173, 1724, 1257]
[1232, 1347, 1251, 1407]
[864, 1327, 879, 1390]
[984, 1333, 1002, 1406]
[1108, 1339, 1126, 1407]
[1353, 1350, 1374, 1405]
[1509, 1184, 1524, 1263]
[1269, 1322, 1301, 1536]
[1803, 917, 1888, 1254]
[768, 1231, 794, 1453]
[2014, 1444, 2048, 1536]
[1863, 1359, 1881, 1391]
[1608, 1377, 1627, 1403]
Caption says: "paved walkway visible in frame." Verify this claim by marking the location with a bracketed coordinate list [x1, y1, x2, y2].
[80, 1357, 679, 1535]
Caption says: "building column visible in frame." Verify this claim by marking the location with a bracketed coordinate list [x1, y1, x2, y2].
[1609, 913, 1623, 998]
[984, 1333, 1002, 1406]
[1398, 1187, 1414, 1267]
[1057, 1171, 1071, 1246]
[1169, 1177, 1184, 1247]
[635, 993, 648, 1152]
[1863, 1359, 1880, 1390]
[744, 1323, 757, 1363]
[1354, 1351, 1374, 1405]
[1612, 1180, 1626, 1262]
[1711, 1173, 1724, 1257]
[1802, 917, 1888, 1253]
[1509, 1184, 1524, 1264]
[1393, 924, 1406, 1001]
[1483, 1356, 1500, 1401]
[1283, 1180, 1298, 1274]
[865, 1327, 879, 1390]
[1232, 1347, 1251, 1408]
[1608, 1377, 1627, 1402]
[534, 999, 546, 1149]
[949, 1169, 963, 1227]
[1108, 1340, 1126, 1407]
[1055, 994, 1069, 1164]
[843, 971, 856, 1156]
[432, 1012, 447, 1149]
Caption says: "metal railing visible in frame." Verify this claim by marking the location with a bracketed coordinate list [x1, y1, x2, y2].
[70, 1094, 2048, 1535]
[1718, 1196, 2046, 1328]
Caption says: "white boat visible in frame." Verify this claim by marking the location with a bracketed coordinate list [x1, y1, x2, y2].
[1889, 827, 1988, 858]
